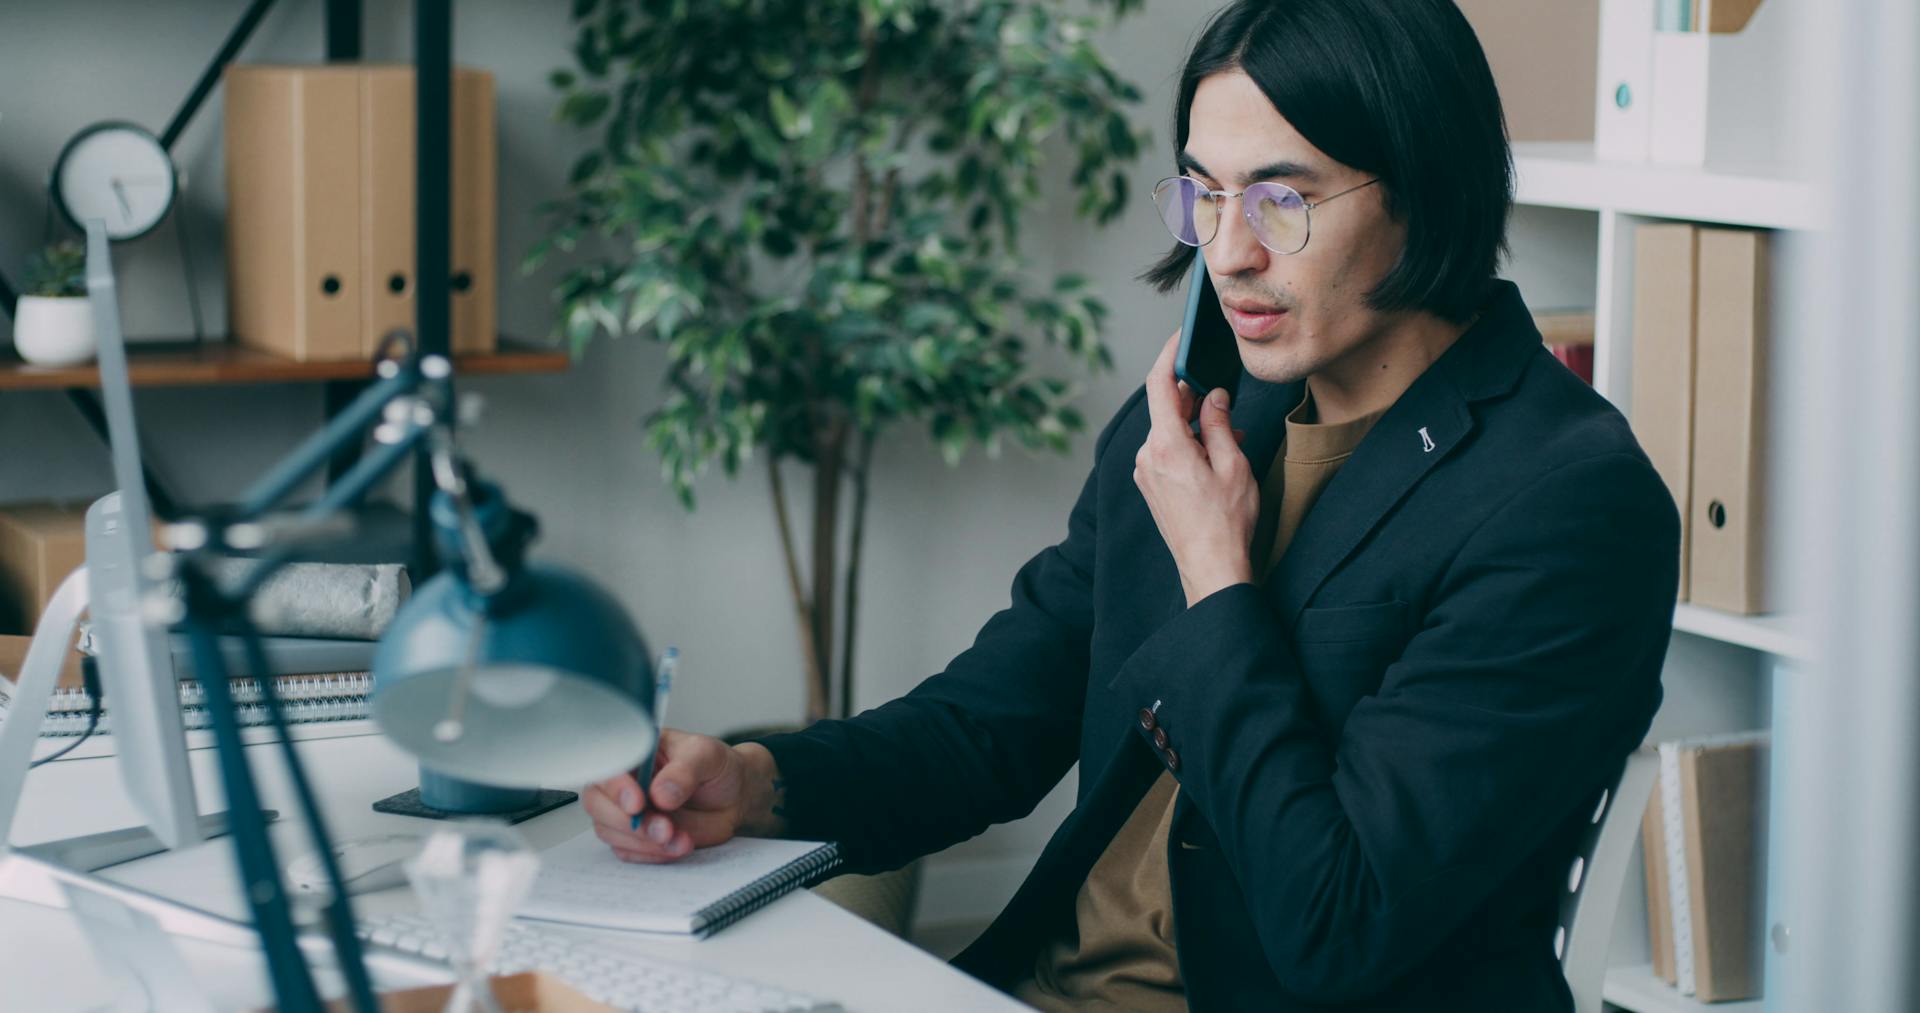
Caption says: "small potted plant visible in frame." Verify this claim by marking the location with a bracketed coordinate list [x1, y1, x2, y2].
[12, 240, 94, 366]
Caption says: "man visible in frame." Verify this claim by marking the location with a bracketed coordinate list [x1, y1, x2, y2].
[584, 1, 1678, 1008]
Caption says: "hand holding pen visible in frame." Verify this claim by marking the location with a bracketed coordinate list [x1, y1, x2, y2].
[580, 648, 790, 863]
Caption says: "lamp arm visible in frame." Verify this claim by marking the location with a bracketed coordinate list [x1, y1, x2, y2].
[175, 586, 328, 1011]
[222, 408, 435, 603]
[236, 358, 427, 521]
[427, 426, 506, 596]
[234, 615, 380, 1012]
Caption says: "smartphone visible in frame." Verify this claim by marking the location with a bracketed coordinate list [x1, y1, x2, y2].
[1174, 248, 1243, 404]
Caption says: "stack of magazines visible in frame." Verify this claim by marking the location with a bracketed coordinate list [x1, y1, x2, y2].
[36, 672, 373, 736]
[0, 632, 376, 738]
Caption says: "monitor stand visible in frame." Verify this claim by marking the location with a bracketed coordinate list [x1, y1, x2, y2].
[0, 567, 269, 872]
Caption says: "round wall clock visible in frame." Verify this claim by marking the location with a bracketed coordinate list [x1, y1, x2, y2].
[51, 121, 178, 241]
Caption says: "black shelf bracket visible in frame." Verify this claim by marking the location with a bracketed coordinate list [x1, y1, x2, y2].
[325, 0, 361, 61]
[160, 0, 279, 152]
[411, 0, 454, 581]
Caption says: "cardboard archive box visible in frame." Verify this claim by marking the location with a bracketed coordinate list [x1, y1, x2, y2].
[226, 64, 496, 362]
[1454, 0, 1600, 142]
[1629, 223, 1701, 602]
[1689, 228, 1771, 614]
[0, 503, 88, 636]
[358, 65, 497, 358]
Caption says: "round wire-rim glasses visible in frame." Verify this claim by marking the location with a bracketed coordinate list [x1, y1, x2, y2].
[1151, 175, 1381, 256]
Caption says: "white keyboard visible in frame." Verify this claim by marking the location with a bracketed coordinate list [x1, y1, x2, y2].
[356, 912, 842, 1012]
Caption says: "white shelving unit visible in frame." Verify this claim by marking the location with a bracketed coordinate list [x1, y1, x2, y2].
[1514, 142, 1825, 231]
[1603, 965, 1764, 1013]
[1505, 49, 1815, 1013]
[1671, 603, 1809, 661]
[1512, 146, 1818, 664]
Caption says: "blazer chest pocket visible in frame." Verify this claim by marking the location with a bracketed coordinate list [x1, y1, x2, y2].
[1292, 600, 1411, 728]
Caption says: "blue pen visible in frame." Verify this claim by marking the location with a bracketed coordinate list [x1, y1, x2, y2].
[632, 647, 677, 831]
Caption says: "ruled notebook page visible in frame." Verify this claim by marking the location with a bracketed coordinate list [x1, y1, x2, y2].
[517, 831, 840, 936]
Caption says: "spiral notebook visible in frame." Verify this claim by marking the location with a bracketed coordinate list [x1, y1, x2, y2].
[518, 831, 842, 938]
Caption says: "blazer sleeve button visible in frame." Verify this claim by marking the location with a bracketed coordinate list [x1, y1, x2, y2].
[1138, 708, 1157, 732]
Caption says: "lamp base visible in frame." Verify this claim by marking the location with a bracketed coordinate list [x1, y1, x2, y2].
[370, 787, 577, 826]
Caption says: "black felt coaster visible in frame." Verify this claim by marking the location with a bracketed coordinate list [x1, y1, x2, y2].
[371, 787, 578, 825]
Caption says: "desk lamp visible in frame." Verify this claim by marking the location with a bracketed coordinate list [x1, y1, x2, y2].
[158, 350, 657, 1012]
[372, 465, 656, 811]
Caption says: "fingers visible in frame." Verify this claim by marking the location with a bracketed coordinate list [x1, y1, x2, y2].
[639, 805, 737, 847]
[610, 828, 694, 865]
[1144, 331, 1188, 434]
[586, 783, 696, 861]
[595, 817, 693, 863]
[582, 781, 655, 851]
[590, 770, 644, 816]
[648, 729, 731, 813]
[1196, 387, 1240, 467]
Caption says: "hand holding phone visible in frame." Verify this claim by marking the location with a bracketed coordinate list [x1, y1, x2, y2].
[1174, 248, 1244, 405]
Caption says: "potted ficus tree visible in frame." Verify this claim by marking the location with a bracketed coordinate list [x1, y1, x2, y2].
[531, 0, 1145, 934]
[12, 240, 94, 366]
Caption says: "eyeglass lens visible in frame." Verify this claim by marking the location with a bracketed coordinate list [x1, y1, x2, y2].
[1152, 176, 1311, 255]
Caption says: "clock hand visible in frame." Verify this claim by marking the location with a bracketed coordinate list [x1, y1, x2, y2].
[112, 178, 132, 219]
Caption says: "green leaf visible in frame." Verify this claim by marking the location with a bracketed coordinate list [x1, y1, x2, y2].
[734, 112, 786, 166]
[559, 90, 611, 126]
[769, 88, 808, 140]
[844, 282, 891, 312]
[751, 51, 796, 80]
[568, 151, 604, 184]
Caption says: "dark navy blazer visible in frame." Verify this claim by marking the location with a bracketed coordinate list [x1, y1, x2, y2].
[758, 281, 1678, 1011]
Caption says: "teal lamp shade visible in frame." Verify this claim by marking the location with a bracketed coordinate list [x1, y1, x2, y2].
[371, 489, 655, 811]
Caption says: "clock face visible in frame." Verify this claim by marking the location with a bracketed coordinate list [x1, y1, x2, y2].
[54, 122, 177, 240]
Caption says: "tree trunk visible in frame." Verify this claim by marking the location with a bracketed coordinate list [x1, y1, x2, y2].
[807, 416, 849, 724]
[839, 430, 877, 720]
[768, 456, 826, 727]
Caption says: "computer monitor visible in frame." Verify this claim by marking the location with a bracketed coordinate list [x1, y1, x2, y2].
[81, 221, 202, 851]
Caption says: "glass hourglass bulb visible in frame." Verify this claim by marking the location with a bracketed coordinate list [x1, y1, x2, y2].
[403, 822, 541, 1013]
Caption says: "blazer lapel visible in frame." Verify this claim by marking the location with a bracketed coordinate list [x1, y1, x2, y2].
[1266, 374, 1473, 620]
[1266, 281, 1543, 621]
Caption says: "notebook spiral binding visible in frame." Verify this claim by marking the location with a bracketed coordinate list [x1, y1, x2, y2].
[691, 844, 844, 938]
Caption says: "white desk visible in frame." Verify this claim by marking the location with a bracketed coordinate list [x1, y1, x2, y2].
[0, 721, 1023, 1012]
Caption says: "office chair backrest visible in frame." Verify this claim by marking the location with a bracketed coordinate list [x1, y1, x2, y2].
[1558, 748, 1658, 1013]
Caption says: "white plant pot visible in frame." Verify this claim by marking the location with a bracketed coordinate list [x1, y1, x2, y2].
[12, 295, 95, 366]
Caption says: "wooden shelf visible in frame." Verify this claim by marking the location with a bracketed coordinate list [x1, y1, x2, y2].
[1514, 141, 1824, 231]
[1603, 965, 1762, 1013]
[1673, 603, 1810, 661]
[0, 339, 570, 391]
